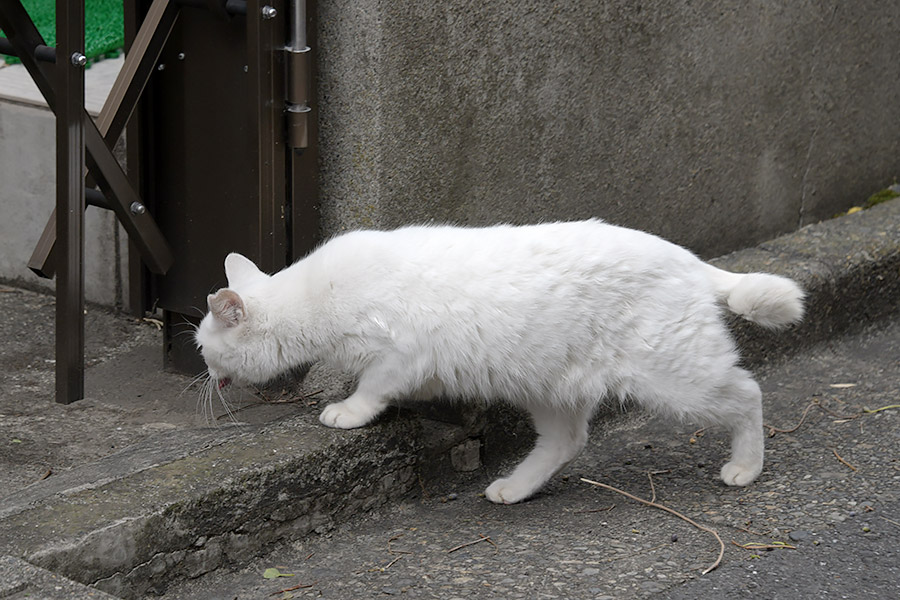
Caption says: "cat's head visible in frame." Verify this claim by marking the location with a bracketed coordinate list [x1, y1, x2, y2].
[195, 253, 281, 387]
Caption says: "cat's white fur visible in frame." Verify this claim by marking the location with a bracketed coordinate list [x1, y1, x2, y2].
[196, 220, 804, 504]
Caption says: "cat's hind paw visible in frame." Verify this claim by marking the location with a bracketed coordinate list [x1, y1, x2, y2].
[720, 460, 762, 486]
[319, 401, 373, 429]
[484, 477, 534, 505]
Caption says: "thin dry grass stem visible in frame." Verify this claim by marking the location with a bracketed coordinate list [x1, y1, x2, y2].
[269, 582, 316, 595]
[881, 516, 900, 528]
[573, 504, 616, 514]
[863, 404, 900, 414]
[479, 533, 499, 553]
[731, 540, 796, 550]
[140, 316, 164, 331]
[221, 387, 326, 419]
[734, 524, 767, 536]
[447, 534, 497, 554]
[765, 400, 817, 437]
[388, 535, 412, 555]
[602, 543, 668, 563]
[647, 472, 657, 504]
[580, 477, 724, 575]
[831, 448, 857, 471]
[766, 398, 896, 439]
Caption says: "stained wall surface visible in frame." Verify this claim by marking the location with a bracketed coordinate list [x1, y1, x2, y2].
[316, 1, 900, 257]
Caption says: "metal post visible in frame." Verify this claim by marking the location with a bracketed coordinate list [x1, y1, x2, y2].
[247, 0, 287, 273]
[289, 0, 306, 49]
[288, 0, 319, 259]
[55, 0, 86, 403]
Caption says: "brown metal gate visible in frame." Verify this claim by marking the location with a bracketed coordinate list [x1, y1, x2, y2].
[0, 0, 319, 401]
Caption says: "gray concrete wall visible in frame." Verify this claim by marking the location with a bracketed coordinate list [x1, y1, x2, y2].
[316, 0, 900, 257]
[0, 101, 127, 307]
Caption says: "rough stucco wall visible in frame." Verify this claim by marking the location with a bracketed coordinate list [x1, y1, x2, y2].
[316, 0, 900, 257]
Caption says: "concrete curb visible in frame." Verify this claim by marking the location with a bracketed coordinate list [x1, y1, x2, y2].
[0, 555, 118, 599]
[0, 416, 424, 598]
[1, 199, 897, 598]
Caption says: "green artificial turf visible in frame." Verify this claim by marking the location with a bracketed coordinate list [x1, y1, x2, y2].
[1, 0, 124, 66]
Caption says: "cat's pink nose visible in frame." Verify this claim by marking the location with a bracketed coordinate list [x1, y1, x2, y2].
[218, 377, 231, 390]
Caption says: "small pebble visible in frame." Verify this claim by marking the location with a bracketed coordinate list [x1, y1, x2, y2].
[788, 530, 811, 542]
[671, 534, 678, 542]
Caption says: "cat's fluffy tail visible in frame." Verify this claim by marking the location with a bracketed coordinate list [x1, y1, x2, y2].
[703, 264, 805, 329]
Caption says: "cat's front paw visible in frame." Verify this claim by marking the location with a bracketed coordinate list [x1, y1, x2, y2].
[720, 460, 762, 486]
[319, 402, 372, 429]
[484, 477, 533, 505]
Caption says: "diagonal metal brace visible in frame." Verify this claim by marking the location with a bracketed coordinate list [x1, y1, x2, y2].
[0, 0, 175, 276]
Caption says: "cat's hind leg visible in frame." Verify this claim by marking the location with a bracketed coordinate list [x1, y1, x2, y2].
[485, 404, 591, 504]
[715, 370, 765, 486]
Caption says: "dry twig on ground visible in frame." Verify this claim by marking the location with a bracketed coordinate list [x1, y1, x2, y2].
[580, 477, 724, 575]
[863, 404, 900, 414]
[881, 516, 900, 528]
[765, 400, 818, 437]
[573, 504, 616, 514]
[831, 448, 857, 471]
[447, 534, 497, 554]
[731, 540, 796, 550]
[270, 582, 316, 595]
[388, 535, 412, 555]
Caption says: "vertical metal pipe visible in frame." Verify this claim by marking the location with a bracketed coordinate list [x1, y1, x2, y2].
[289, 0, 306, 51]
[286, 0, 310, 148]
[55, 0, 86, 403]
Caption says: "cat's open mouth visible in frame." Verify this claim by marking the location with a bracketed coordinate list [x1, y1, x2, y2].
[218, 378, 231, 390]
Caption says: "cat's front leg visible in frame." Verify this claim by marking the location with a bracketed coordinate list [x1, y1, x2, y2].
[485, 404, 591, 504]
[320, 358, 414, 429]
[319, 390, 388, 429]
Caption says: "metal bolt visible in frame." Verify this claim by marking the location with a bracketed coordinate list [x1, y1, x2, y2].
[157, 63, 166, 71]
[130, 202, 146, 215]
[177, 52, 185, 60]
[70, 52, 86, 67]
[261, 5, 277, 19]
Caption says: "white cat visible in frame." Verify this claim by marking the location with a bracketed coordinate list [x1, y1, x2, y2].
[196, 220, 804, 504]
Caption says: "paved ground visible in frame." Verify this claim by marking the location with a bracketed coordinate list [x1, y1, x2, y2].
[165, 315, 900, 599]
[0, 285, 307, 496]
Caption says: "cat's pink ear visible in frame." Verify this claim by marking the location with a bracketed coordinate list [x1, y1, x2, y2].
[208, 289, 246, 327]
[224, 253, 267, 288]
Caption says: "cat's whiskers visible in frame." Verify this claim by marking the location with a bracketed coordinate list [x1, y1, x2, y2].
[195, 374, 221, 427]
[214, 384, 239, 425]
[180, 369, 210, 399]
[172, 328, 201, 340]
[196, 376, 211, 424]
[190, 368, 241, 427]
